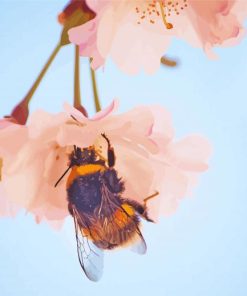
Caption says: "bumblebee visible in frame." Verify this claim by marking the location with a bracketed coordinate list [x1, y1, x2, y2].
[55, 133, 158, 281]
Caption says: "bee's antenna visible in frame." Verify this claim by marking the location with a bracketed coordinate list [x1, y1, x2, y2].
[54, 166, 72, 187]
[74, 145, 77, 154]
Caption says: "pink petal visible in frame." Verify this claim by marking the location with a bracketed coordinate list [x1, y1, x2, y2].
[91, 99, 119, 120]
[68, 19, 97, 45]
[0, 119, 15, 129]
[166, 135, 212, 172]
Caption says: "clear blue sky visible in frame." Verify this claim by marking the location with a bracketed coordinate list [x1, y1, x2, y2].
[0, 1, 247, 296]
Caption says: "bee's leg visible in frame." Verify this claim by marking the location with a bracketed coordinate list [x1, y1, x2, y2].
[102, 170, 125, 194]
[124, 192, 159, 223]
[143, 191, 159, 208]
[101, 133, 115, 168]
[123, 199, 154, 223]
[68, 203, 73, 216]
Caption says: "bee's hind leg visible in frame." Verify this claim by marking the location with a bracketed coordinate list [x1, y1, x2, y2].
[124, 192, 159, 223]
[126, 200, 154, 222]
[143, 191, 159, 208]
[101, 133, 115, 168]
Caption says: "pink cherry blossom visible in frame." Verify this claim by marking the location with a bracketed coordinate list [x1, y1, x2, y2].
[0, 101, 211, 227]
[69, 0, 247, 74]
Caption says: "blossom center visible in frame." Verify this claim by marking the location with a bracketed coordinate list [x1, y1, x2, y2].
[135, 0, 187, 29]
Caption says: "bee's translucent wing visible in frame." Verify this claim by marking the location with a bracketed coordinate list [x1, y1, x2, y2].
[130, 229, 147, 255]
[72, 207, 104, 282]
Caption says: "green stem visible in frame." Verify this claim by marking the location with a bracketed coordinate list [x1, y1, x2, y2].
[90, 64, 101, 112]
[74, 45, 81, 108]
[22, 42, 61, 105]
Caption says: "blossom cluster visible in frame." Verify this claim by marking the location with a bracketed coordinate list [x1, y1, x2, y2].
[0, 101, 211, 227]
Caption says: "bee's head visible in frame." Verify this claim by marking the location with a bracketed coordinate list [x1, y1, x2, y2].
[70, 146, 97, 166]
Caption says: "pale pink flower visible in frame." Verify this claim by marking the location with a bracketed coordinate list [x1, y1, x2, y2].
[0, 101, 211, 226]
[69, 0, 247, 74]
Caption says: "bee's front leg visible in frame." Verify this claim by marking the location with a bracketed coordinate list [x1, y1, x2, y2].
[102, 170, 124, 194]
[101, 133, 115, 168]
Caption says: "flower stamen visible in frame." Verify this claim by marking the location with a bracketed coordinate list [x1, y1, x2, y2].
[135, 0, 187, 29]
[158, 1, 173, 29]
